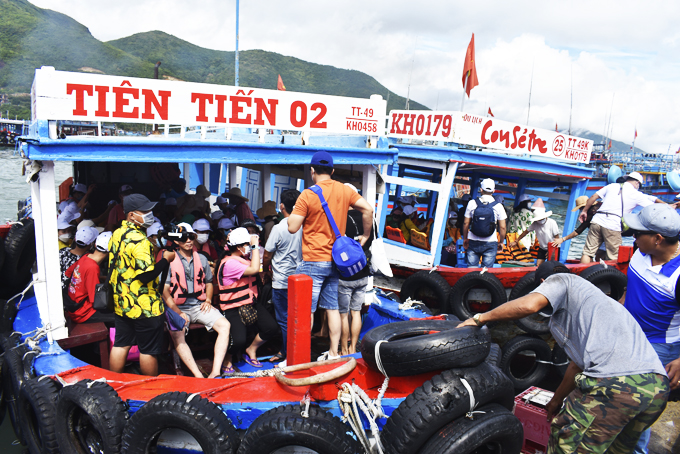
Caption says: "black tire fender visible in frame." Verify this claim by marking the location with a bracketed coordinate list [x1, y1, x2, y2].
[55, 379, 130, 454]
[4, 344, 32, 445]
[380, 362, 515, 454]
[400, 270, 451, 314]
[551, 344, 570, 378]
[418, 403, 524, 454]
[122, 391, 238, 454]
[1, 300, 18, 334]
[577, 264, 627, 301]
[510, 272, 551, 335]
[236, 404, 362, 454]
[485, 343, 502, 368]
[448, 272, 507, 320]
[499, 335, 552, 391]
[360, 320, 490, 376]
[19, 376, 61, 454]
[0, 235, 5, 273]
[1, 219, 36, 291]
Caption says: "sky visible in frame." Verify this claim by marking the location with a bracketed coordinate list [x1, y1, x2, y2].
[29, 0, 680, 153]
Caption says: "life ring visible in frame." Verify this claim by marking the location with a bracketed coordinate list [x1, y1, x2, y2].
[55, 379, 130, 454]
[360, 320, 490, 377]
[577, 264, 627, 301]
[448, 272, 507, 320]
[122, 391, 238, 454]
[418, 403, 525, 454]
[667, 170, 680, 191]
[400, 270, 451, 314]
[499, 335, 552, 391]
[19, 376, 61, 454]
[237, 404, 363, 454]
[0, 219, 36, 295]
[509, 272, 551, 335]
[380, 362, 514, 454]
[275, 357, 356, 386]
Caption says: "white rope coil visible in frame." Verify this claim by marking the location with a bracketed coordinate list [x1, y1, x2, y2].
[460, 378, 486, 420]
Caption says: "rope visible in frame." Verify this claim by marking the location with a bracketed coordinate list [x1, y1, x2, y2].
[398, 297, 424, 311]
[7, 279, 36, 310]
[300, 392, 311, 418]
[535, 359, 570, 366]
[460, 378, 485, 420]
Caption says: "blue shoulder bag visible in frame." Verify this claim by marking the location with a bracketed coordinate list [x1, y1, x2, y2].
[309, 185, 367, 278]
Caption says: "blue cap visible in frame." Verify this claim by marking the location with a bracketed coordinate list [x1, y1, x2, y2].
[623, 204, 680, 238]
[310, 151, 333, 168]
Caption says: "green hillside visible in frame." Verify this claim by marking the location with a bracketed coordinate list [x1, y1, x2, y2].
[107, 31, 427, 112]
[0, 0, 427, 119]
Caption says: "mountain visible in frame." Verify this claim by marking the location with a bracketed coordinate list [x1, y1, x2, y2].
[569, 128, 647, 154]
[0, 0, 426, 119]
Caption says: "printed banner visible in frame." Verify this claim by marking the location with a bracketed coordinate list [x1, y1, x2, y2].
[31, 68, 386, 135]
[387, 110, 592, 164]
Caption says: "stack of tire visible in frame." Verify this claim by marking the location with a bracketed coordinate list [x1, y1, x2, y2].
[400, 270, 508, 321]
[498, 264, 627, 390]
[360, 319, 524, 454]
[0, 219, 36, 298]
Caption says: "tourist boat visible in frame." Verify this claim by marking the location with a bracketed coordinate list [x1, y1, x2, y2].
[374, 110, 631, 320]
[0, 67, 528, 454]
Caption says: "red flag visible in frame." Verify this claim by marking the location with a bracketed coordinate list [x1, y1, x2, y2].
[608, 140, 612, 149]
[488, 107, 494, 117]
[634, 129, 637, 139]
[461, 34, 479, 98]
[555, 123, 558, 132]
[676, 146, 680, 154]
[277, 74, 286, 91]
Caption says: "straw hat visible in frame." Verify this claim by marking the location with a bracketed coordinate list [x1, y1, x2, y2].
[572, 195, 589, 212]
[195, 185, 211, 198]
[257, 201, 278, 219]
[531, 198, 546, 210]
[224, 187, 249, 203]
[532, 208, 553, 222]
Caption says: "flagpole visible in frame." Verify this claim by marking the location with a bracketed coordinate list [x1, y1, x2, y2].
[460, 74, 469, 111]
[235, 0, 240, 87]
[526, 61, 534, 126]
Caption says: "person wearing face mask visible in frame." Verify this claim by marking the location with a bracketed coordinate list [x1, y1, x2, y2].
[216, 227, 280, 372]
[57, 214, 76, 250]
[60, 226, 99, 289]
[109, 194, 176, 377]
[146, 222, 162, 258]
[510, 198, 559, 266]
[192, 218, 218, 262]
[579, 172, 666, 262]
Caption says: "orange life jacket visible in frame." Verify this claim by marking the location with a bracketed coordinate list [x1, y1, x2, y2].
[385, 225, 407, 244]
[216, 255, 258, 311]
[168, 251, 206, 305]
[530, 238, 540, 259]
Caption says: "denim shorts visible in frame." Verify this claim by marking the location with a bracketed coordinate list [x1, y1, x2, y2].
[295, 261, 339, 311]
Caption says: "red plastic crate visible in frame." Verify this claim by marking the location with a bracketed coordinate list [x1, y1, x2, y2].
[0, 224, 11, 239]
[514, 387, 553, 454]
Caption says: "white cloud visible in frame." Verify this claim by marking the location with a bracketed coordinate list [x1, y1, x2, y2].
[27, 0, 680, 152]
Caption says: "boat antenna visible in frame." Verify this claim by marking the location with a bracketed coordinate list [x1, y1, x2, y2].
[526, 60, 534, 126]
[235, 0, 240, 87]
[605, 93, 615, 145]
[405, 37, 418, 110]
[435, 92, 440, 110]
[568, 63, 572, 136]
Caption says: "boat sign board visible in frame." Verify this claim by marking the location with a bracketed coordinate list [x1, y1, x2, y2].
[387, 110, 592, 164]
[31, 68, 386, 135]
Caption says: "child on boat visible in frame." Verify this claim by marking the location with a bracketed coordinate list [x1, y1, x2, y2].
[509, 198, 559, 266]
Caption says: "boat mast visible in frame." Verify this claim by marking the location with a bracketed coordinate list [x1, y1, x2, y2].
[235, 0, 240, 87]
[526, 61, 534, 125]
[568, 63, 572, 135]
[405, 38, 417, 110]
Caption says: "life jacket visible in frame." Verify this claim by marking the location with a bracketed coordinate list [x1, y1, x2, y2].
[410, 229, 430, 250]
[216, 255, 258, 311]
[446, 226, 462, 242]
[495, 245, 513, 264]
[530, 238, 540, 259]
[194, 242, 216, 261]
[385, 225, 407, 244]
[506, 232, 533, 262]
[168, 251, 206, 305]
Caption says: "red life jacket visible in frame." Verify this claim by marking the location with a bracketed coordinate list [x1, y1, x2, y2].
[216, 255, 258, 311]
[168, 251, 206, 305]
[194, 242, 217, 261]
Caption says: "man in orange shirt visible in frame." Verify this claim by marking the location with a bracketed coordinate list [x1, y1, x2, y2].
[288, 151, 373, 359]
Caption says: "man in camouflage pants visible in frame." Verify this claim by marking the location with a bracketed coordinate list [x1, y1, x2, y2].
[459, 261, 670, 453]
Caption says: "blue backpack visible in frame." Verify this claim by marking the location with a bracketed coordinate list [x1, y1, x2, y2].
[310, 185, 367, 278]
[470, 197, 499, 237]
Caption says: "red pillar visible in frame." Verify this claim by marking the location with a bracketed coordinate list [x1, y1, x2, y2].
[287, 274, 312, 366]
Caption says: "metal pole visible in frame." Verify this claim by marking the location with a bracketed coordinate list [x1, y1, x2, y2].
[235, 0, 240, 87]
